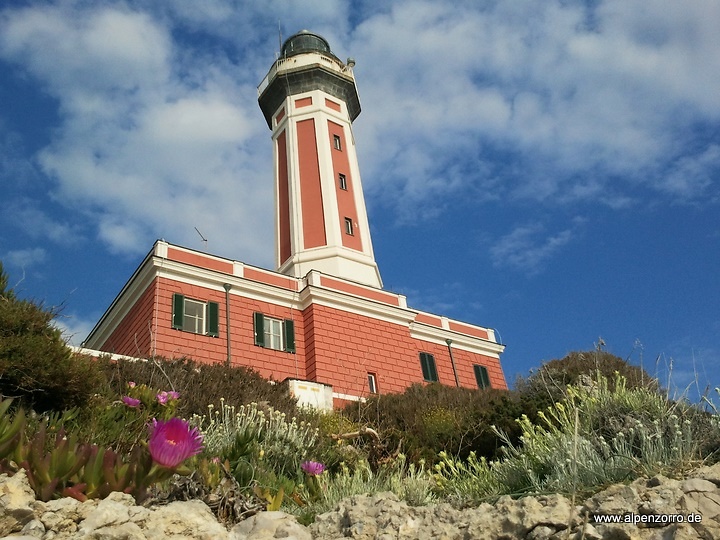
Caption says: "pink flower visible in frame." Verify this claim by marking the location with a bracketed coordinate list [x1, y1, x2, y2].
[127, 381, 136, 388]
[122, 396, 141, 408]
[148, 418, 204, 468]
[156, 391, 180, 405]
[301, 461, 326, 476]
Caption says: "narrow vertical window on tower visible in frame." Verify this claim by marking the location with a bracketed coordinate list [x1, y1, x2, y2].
[344, 218, 354, 235]
[474, 365, 491, 389]
[338, 173, 347, 190]
[367, 373, 378, 394]
[333, 134, 342, 150]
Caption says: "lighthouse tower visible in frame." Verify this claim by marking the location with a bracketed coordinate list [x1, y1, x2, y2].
[258, 30, 383, 289]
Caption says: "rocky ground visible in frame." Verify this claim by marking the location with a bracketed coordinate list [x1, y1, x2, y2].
[1, 463, 720, 539]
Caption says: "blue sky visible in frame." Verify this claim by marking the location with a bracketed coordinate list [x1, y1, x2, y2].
[1, 0, 718, 400]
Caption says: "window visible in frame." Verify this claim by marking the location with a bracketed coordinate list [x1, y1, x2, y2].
[474, 365, 491, 389]
[172, 293, 219, 337]
[419, 352, 438, 382]
[253, 312, 295, 353]
[264, 317, 283, 351]
[338, 173, 347, 190]
[183, 298, 206, 334]
[333, 134, 342, 150]
[344, 217, 354, 235]
[367, 373, 378, 394]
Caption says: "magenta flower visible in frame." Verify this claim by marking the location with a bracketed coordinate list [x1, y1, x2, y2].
[156, 391, 180, 405]
[122, 396, 141, 408]
[148, 418, 204, 468]
[301, 461, 326, 476]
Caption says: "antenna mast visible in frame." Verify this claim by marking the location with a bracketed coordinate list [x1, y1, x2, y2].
[194, 227, 208, 251]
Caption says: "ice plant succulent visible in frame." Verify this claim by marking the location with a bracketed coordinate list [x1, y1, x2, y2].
[122, 396, 141, 408]
[148, 418, 204, 468]
[156, 391, 179, 405]
[301, 460, 326, 476]
[301, 460, 326, 502]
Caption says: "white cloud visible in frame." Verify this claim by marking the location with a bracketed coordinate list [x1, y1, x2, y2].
[490, 222, 576, 275]
[2, 247, 47, 269]
[0, 6, 170, 98]
[659, 144, 720, 200]
[397, 281, 469, 318]
[54, 311, 99, 347]
[1, 3, 274, 265]
[349, 0, 720, 212]
[1, 0, 719, 266]
[5, 199, 85, 246]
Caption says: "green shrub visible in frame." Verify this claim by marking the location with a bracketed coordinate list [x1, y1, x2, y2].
[344, 383, 525, 465]
[287, 454, 436, 521]
[434, 374, 717, 507]
[309, 411, 366, 474]
[700, 388, 720, 463]
[97, 356, 300, 420]
[515, 349, 657, 411]
[191, 400, 319, 492]
[432, 450, 498, 506]
[69, 382, 182, 455]
[0, 262, 105, 412]
[491, 378, 703, 495]
[0, 395, 200, 504]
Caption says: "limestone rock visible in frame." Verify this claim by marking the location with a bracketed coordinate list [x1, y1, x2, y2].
[584, 483, 641, 517]
[689, 462, 720, 487]
[678, 490, 720, 539]
[3, 458, 720, 540]
[0, 470, 36, 537]
[635, 476, 684, 529]
[310, 492, 467, 540]
[230, 511, 311, 540]
[572, 522, 603, 540]
[78, 492, 135, 535]
[682, 478, 718, 493]
[18, 518, 44, 539]
[143, 500, 229, 540]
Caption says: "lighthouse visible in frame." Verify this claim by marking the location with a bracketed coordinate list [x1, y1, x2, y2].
[258, 30, 383, 289]
[83, 30, 508, 407]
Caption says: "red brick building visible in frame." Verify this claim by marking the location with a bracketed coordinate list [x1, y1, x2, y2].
[83, 31, 506, 408]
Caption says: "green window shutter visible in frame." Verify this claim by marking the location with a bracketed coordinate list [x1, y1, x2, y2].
[428, 355, 438, 382]
[474, 365, 491, 389]
[172, 294, 185, 330]
[284, 319, 295, 353]
[207, 302, 219, 337]
[419, 353, 429, 380]
[420, 352, 437, 382]
[253, 312, 265, 347]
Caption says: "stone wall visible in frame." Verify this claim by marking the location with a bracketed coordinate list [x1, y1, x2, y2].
[2, 464, 719, 539]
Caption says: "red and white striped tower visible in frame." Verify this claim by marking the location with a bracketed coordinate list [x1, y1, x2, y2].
[258, 30, 383, 289]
